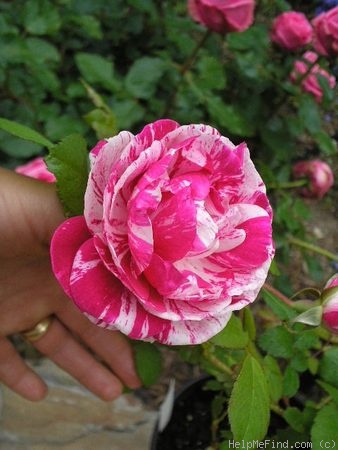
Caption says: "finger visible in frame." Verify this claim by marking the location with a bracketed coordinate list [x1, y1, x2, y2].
[57, 304, 141, 388]
[0, 337, 47, 401]
[75, 323, 141, 389]
[33, 318, 123, 401]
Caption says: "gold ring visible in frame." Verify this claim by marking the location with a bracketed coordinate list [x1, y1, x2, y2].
[21, 316, 53, 342]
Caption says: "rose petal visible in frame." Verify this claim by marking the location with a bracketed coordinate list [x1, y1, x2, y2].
[50, 216, 91, 296]
[158, 310, 232, 345]
[85, 131, 134, 236]
[69, 238, 165, 340]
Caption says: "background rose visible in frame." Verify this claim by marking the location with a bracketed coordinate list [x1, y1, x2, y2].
[292, 159, 334, 199]
[271, 11, 313, 51]
[312, 6, 338, 55]
[188, 0, 255, 34]
[15, 157, 56, 183]
[290, 51, 336, 102]
[51, 120, 274, 345]
[322, 274, 338, 333]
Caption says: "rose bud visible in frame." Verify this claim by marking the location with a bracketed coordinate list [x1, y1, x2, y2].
[290, 51, 336, 102]
[292, 159, 334, 199]
[312, 6, 338, 56]
[188, 0, 255, 34]
[51, 120, 274, 345]
[15, 157, 56, 183]
[322, 274, 338, 333]
[271, 11, 313, 51]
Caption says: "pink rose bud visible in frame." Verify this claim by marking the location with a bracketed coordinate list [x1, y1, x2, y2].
[271, 11, 313, 51]
[322, 274, 338, 334]
[188, 0, 255, 34]
[290, 51, 336, 102]
[312, 6, 338, 56]
[15, 157, 56, 183]
[293, 159, 334, 199]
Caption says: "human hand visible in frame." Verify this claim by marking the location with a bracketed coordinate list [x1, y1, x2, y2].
[0, 167, 141, 401]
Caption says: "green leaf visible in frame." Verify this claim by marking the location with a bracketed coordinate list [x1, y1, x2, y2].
[313, 130, 337, 155]
[229, 355, 270, 442]
[290, 352, 308, 373]
[23, 0, 61, 35]
[258, 326, 294, 358]
[227, 24, 269, 52]
[84, 108, 117, 139]
[294, 331, 320, 352]
[0, 117, 53, 149]
[26, 38, 60, 64]
[317, 73, 335, 102]
[75, 52, 118, 91]
[308, 357, 319, 375]
[311, 403, 338, 448]
[261, 288, 297, 320]
[0, 133, 42, 158]
[125, 57, 166, 99]
[317, 380, 338, 405]
[283, 365, 299, 398]
[207, 98, 255, 137]
[284, 407, 304, 433]
[292, 306, 323, 327]
[211, 315, 249, 349]
[133, 342, 162, 387]
[263, 355, 283, 403]
[196, 55, 226, 91]
[243, 308, 256, 341]
[45, 134, 89, 217]
[45, 116, 87, 142]
[71, 15, 103, 39]
[298, 95, 321, 134]
[319, 348, 338, 389]
[112, 99, 145, 130]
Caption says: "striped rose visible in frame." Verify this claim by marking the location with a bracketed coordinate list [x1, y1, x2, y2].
[51, 120, 274, 345]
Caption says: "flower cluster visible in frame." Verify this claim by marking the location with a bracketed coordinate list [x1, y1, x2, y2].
[271, 8, 337, 102]
[290, 51, 336, 102]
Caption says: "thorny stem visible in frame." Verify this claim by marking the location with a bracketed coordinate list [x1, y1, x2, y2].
[263, 283, 294, 307]
[163, 29, 211, 117]
[288, 236, 338, 262]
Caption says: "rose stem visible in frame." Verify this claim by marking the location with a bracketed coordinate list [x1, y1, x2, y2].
[268, 179, 308, 190]
[263, 282, 294, 307]
[163, 29, 211, 117]
[288, 236, 338, 262]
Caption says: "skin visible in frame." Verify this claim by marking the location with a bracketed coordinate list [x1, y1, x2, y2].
[0, 167, 141, 401]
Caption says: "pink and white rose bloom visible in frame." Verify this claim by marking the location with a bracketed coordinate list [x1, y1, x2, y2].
[51, 120, 274, 345]
[312, 6, 338, 56]
[15, 156, 56, 183]
[322, 274, 338, 334]
[271, 11, 313, 51]
[292, 159, 334, 199]
[290, 51, 336, 103]
[188, 0, 255, 34]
